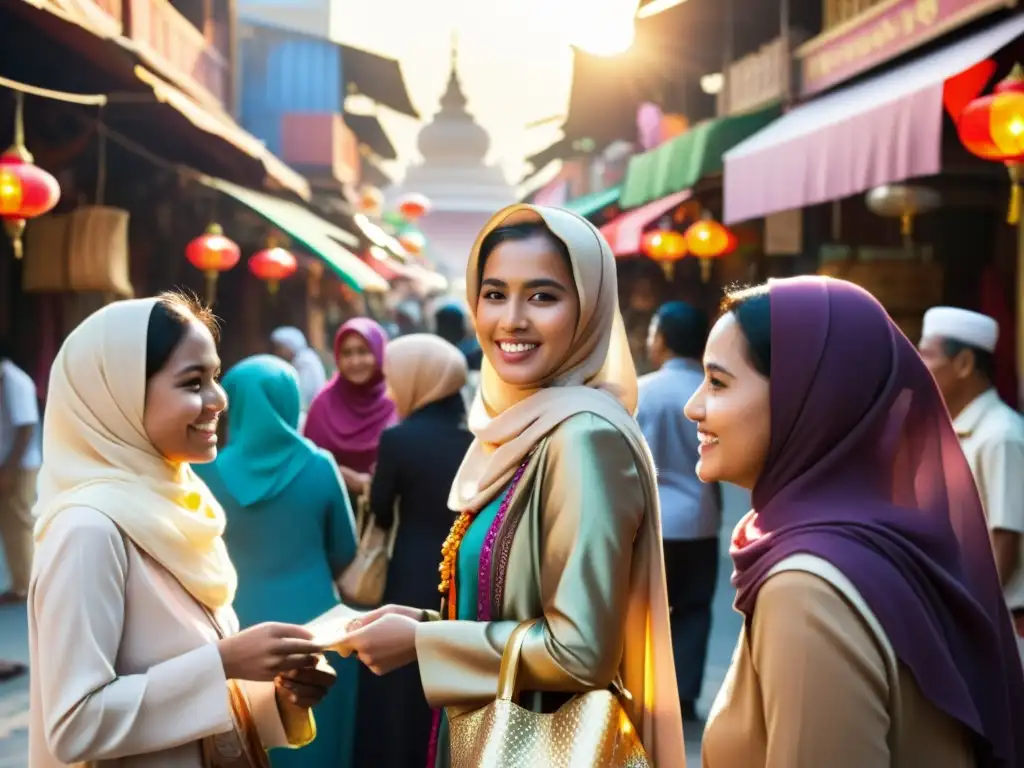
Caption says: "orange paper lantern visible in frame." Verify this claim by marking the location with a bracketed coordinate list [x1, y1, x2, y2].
[641, 229, 687, 279]
[186, 223, 240, 304]
[684, 219, 736, 282]
[249, 246, 297, 295]
[957, 63, 1024, 223]
[396, 192, 431, 220]
[398, 229, 426, 256]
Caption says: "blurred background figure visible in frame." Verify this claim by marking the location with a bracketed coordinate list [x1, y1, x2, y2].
[919, 307, 1024, 653]
[636, 300, 720, 723]
[434, 303, 482, 404]
[353, 333, 472, 768]
[270, 327, 327, 418]
[304, 319, 398, 509]
[195, 354, 359, 768]
[0, 336, 40, 607]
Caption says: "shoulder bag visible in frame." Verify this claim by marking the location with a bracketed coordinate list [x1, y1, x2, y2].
[336, 490, 399, 606]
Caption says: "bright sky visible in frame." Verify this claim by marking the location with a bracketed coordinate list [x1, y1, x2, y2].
[330, 0, 639, 185]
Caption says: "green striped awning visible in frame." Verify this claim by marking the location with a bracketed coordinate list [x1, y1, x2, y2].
[562, 185, 621, 218]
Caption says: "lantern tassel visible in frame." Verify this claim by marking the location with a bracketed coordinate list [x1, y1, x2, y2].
[900, 213, 913, 238]
[3, 220, 25, 259]
[268, 279, 280, 297]
[204, 269, 218, 306]
[1008, 164, 1022, 226]
[700, 257, 712, 283]
[660, 262, 675, 281]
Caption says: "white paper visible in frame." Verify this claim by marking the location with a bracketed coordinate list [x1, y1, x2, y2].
[305, 602, 366, 654]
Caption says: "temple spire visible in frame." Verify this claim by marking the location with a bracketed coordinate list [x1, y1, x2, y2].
[439, 29, 467, 112]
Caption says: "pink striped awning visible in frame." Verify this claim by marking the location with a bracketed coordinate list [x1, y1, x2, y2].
[600, 189, 691, 256]
[723, 13, 1024, 225]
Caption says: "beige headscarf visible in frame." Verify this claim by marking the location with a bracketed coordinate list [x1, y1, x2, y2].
[383, 334, 468, 420]
[33, 298, 237, 610]
[449, 204, 685, 766]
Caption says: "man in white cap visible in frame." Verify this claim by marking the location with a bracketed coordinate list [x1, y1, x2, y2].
[920, 307, 1024, 645]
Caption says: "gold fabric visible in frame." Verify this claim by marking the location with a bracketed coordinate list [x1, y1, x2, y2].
[384, 334, 468, 420]
[33, 298, 237, 609]
[419, 412, 686, 767]
[448, 619, 650, 768]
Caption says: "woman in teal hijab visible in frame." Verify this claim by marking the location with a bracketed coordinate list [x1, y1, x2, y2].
[194, 355, 358, 768]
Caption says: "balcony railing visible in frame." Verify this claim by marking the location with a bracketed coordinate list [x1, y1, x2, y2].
[126, 0, 229, 107]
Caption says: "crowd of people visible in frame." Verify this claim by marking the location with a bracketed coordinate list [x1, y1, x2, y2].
[1, 202, 1023, 767]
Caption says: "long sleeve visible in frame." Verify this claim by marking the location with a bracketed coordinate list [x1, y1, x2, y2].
[751, 570, 891, 768]
[32, 509, 234, 764]
[415, 413, 645, 708]
[322, 454, 358, 577]
[369, 428, 400, 529]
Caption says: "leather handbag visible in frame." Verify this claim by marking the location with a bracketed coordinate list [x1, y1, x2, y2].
[448, 619, 651, 768]
[336, 491, 399, 606]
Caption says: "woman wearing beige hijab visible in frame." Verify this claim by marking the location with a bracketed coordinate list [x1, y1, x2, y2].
[29, 293, 336, 767]
[354, 334, 473, 768]
[344, 206, 686, 767]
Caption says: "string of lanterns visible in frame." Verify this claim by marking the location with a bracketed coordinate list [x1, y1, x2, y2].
[640, 212, 736, 282]
[358, 187, 432, 259]
[185, 224, 297, 304]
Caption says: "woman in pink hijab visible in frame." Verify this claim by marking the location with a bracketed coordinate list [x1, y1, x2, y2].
[303, 318, 397, 500]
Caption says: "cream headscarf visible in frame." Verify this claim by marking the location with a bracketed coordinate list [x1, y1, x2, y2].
[383, 334, 468, 420]
[449, 204, 685, 766]
[33, 298, 237, 610]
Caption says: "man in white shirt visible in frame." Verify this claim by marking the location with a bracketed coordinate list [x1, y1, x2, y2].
[919, 308, 1024, 649]
[0, 339, 41, 603]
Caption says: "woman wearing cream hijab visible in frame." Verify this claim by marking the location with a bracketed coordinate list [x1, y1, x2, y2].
[345, 206, 686, 767]
[29, 293, 336, 768]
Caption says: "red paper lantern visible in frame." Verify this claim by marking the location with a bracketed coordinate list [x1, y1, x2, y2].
[396, 193, 431, 221]
[186, 223, 240, 304]
[249, 246, 297, 294]
[640, 229, 687, 279]
[397, 229, 426, 256]
[0, 94, 60, 259]
[957, 63, 1024, 223]
[684, 219, 737, 282]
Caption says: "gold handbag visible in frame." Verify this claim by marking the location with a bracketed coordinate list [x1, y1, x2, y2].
[448, 619, 651, 768]
[336, 491, 399, 606]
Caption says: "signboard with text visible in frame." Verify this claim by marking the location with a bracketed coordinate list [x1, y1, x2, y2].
[798, 0, 1015, 97]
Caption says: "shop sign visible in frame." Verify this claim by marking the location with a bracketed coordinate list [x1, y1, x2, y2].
[722, 37, 792, 116]
[798, 0, 1016, 97]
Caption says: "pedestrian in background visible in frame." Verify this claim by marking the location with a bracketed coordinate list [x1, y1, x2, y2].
[636, 301, 720, 724]
[690, 278, 1024, 767]
[353, 334, 473, 768]
[195, 354, 359, 768]
[919, 307, 1024, 655]
[269, 327, 327, 415]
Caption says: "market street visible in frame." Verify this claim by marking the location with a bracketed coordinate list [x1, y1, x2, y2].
[0, 486, 749, 765]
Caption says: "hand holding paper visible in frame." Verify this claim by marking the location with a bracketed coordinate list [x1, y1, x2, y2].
[305, 603, 366, 655]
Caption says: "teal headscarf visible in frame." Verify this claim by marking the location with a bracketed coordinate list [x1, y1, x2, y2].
[207, 355, 320, 507]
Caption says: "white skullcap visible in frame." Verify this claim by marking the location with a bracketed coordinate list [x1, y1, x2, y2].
[921, 307, 999, 353]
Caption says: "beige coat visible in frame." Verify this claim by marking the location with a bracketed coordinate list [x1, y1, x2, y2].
[29, 507, 312, 767]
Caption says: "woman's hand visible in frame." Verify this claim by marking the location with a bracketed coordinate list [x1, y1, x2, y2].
[345, 603, 425, 632]
[344, 614, 420, 675]
[275, 655, 337, 709]
[217, 622, 322, 682]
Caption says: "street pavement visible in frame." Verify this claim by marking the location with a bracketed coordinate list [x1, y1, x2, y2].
[0, 486, 749, 766]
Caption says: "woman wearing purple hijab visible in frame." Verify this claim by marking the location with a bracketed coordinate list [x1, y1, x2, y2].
[686, 276, 1024, 767]
[304, 319, 397, 502]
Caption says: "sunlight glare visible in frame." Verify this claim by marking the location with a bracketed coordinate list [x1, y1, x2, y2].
[558, 0, 638, 57]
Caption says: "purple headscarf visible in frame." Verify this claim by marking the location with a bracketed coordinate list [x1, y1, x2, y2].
[303, 318, 397, 474]
[732, 276, 1024, 766]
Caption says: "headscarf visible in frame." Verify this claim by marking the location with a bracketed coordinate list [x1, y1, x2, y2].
[449, 204, 685, 767]
[33, 298, 236, 610]
[270, 326, 327, 411]
[303, 318, 397, 473]
[198, 355, 319, 508]
[383, 334, 467, 420]
[732, 276, 1024, 766]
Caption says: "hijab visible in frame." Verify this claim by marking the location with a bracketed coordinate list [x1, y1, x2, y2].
[449, 204, 685, 767]
[303, 318, 397, 473]
[199, 355, 320, 508]
[270, 326, 326, 411]
[33, 298, 236, 610]
[732, 276, 1024, 766]
[383, 334, 467, 420]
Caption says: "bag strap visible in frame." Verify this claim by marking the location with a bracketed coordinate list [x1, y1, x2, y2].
[355, 488, 401, 559]
[496, 619, 538, 701]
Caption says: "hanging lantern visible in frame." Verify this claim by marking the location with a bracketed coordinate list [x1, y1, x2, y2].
[249, 246, 297, 295]
[684, 217, 737, 283]
[396, 192, 431, 221]
[957, 63, 1024, 223]
[641, 229, 687, 279]
[397, 228, 426, 256]
[357, 186, 384, 217]
[0, 93, 61, 258]
[865, 184, 940, 241]
[186, 223, 240, 304]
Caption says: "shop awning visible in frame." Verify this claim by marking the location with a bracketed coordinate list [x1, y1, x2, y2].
[600, 189, 691, 256]
[620, 106, 779, 209]
[200, 176, 389, 293]
[723, 13, 1024, 225]
[363, 249, 448, 292]
[339, 44, 419, 119]
[563, 185, 622, 218]
[343, 112, 397, 160]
